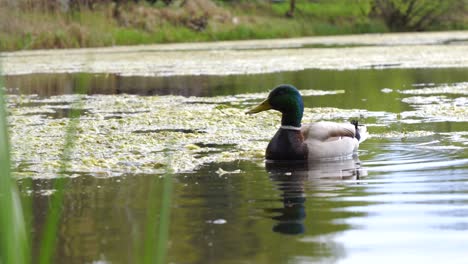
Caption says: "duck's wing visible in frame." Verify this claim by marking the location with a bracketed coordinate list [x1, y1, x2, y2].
[301, 121, 356, 141]
[301, 122, 368, 160]
[305, 136, 359, 160]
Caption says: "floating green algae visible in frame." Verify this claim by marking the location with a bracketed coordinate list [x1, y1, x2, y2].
[3, 32, 468, 76]
[401, 103, 468, 122]
[399, 82, 468, 95]
[395, 82, 468, 122]
[7, 93, 269, 177]
[5, 89, 350, 177]
[6, 87, 467, 178]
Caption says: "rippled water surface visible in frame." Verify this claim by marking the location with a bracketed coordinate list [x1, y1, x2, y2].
[7, 68, 468, 263]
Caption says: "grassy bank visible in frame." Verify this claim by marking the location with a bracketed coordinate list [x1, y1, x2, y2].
[0, 0, 466, 51]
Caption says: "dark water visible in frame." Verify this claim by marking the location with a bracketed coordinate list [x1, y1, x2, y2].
[5, 68, 468, 98]
[11, 68, 468, 263]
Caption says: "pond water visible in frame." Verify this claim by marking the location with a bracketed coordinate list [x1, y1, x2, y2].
[6, 67, 468, 263]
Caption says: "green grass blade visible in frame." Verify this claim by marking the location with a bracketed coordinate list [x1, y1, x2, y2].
[155, 169, 173, 264]
[142, 177, 160, 264]
[142, 155, 173, 264]
[0, 62, 29, 264]
[38, 76, 88, 264]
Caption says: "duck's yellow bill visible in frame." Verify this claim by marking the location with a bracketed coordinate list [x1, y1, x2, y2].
[246, 99, 272, 114]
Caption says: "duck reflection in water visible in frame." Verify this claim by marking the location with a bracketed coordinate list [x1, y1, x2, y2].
[265, 157, 366, 235]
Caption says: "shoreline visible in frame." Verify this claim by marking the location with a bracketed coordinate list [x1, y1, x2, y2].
[2, 31, 468, 77]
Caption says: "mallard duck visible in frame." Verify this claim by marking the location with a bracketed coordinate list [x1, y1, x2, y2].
[246, 84, 367, 161]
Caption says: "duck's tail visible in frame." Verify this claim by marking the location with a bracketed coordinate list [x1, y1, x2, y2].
[351, 120, 368, 144]
[357, 125, 368, 143]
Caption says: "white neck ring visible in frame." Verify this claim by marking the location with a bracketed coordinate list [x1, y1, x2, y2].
[280, 125, 301, 131]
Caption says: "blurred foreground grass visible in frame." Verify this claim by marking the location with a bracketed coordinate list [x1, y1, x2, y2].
[0, 70, 173, 263]
[0, 63, 29, 264]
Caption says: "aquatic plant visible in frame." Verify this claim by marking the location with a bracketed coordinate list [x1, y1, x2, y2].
[37, 75, 88, 264]
[0, 63, 29, 264]
[142, 154, 173, 264]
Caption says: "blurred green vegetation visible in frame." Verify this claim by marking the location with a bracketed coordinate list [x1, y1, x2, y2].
[37, 74, 89, 264]
[0, 64, 29, 264]
[1, 70, 175, 263]
[371, 0, 468, 31]
[0, 0, 466, 51]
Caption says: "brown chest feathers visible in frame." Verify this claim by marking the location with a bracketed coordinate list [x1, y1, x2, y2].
[266, 129, 308, 161]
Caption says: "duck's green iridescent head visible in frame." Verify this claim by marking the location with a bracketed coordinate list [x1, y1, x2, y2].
[246, 84, 304, 127]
